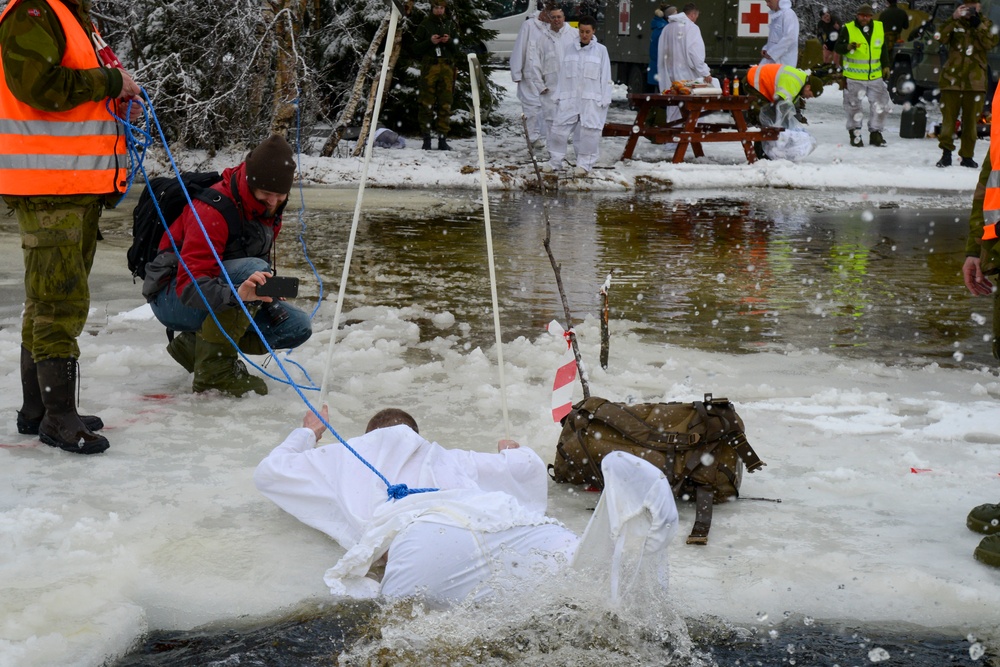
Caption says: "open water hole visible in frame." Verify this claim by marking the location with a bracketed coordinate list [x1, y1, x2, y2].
[265, 190, 992, 371]
[111, 190, 997, 665]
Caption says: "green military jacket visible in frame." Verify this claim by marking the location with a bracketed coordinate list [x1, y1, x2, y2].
[0, 0, 123, 112]
[967, 151, 999, 273]
[937, 12, 998, 91]
[413, 13, 461, 66]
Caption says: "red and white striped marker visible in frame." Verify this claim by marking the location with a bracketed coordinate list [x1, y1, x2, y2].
[548, 320, 576, 422]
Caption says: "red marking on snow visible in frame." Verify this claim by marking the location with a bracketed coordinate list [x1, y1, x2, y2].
[0, 442, 36, 449]
[584, 485, 602, 493]
[141, 393, 174, 401]
[910, 467, 933, 473]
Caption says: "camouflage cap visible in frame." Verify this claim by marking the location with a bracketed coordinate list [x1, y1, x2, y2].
[807, 75, 824, 97]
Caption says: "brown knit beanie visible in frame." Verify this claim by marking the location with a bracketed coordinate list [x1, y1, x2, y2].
[245, 135, 295, 194]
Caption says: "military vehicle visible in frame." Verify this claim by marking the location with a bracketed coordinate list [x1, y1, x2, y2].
[888, 0, 1000, 106]
[595, 0, 768, 92]
[484, 0, 768, 91]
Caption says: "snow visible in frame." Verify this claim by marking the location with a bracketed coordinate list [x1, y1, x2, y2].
[2, 68, 999, 667]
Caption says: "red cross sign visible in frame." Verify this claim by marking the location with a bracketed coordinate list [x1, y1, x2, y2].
[738, 0, 770, 37]
[618, 0, 631, 36]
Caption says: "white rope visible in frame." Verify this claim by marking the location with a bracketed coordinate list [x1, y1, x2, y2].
[468, 53, 511, 439]
[319, 4, 401, 401]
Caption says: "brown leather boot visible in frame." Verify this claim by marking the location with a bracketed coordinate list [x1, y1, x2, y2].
[17, 346, 103, 435]
[36, 358, 109, 455]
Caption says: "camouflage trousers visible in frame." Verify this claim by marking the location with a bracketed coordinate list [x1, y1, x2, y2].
[418, 61, 455, 137]
[938, 90, 985, 159]
[6, 195, 104, 361]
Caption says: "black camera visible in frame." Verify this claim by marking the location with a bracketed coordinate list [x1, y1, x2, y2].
[262, 301, 290, 326]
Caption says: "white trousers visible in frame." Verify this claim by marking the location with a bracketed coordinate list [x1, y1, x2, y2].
[517, 80, 546, 143]
[380, 520, 579, 607]
[547, 116, 602, 172]
[844, 78, 891, 132]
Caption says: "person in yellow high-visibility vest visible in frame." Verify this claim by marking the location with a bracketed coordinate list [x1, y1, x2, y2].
[834, 3, 891, 148]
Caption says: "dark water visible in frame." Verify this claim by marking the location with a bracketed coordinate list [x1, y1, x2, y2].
[114, 602, 995, 666]
[112, 191, 998, 666]
[265, 190, 992, 369]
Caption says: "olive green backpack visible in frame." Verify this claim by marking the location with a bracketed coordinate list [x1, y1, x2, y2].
[550, 394, 766, 545]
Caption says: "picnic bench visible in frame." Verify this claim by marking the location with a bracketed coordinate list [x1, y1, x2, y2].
[602, 93, 782, 164]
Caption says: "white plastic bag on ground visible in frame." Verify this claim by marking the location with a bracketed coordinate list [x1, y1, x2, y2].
[758, 99, 817, 161]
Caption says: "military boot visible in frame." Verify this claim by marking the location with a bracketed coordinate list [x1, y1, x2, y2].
[974, 534, 1000, 568]
[438, 136, 452, 151]
[166, 331, 197, 373]
[192, 308, 267, 397]
[960, 157, 979, 169]
[936, 149, 952, 168]
[968, 502, 1000, 535]
[421, 135, 432, 150]
[849, 130, 863, 147]
[869, 131, 887, 147]
[36, 358, 109, 455]
[17, 346, 103, 435]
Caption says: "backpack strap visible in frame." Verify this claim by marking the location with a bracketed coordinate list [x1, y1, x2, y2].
[586, 400, 701, 449]
[686, 485, 714, 545]
[191, 180, 244, 246]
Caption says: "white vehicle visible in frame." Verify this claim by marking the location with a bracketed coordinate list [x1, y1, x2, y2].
[483, 0, 534, 60]
[483, 0, 593, 60]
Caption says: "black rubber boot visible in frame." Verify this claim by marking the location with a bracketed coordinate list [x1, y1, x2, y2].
[17, 346, 103, 435]
[868, 131, 887, 147]
[936, 149, 952, 168]
[421, 135, 432, 150]
[36, 358, 109, 455]
[849, 130, 863, 147]
[438, 137, 452, 151]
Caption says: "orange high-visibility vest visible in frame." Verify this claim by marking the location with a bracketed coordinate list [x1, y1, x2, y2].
[983, 85, 1000, 241]
[0, 0, 126, 196]
[747, 64, 807, 103]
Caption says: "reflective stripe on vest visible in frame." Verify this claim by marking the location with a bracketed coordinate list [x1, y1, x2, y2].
[983, 84, 1000, 240]
[842, 21, 884, 81]
[0, 0, 126, 196]
[749, 64, 807, 102]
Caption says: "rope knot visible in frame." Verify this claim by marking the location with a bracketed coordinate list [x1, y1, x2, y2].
[386, 484, 411, 501]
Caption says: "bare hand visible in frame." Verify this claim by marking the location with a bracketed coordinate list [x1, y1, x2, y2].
[850, 42, 860, 50]
[431, 34, 442, 44]
[118, 69, 141, 99]
[963, 256, 994, 295]
[303, 404, 329, 441]
[237, 271, 273, 302]
[497, 439, 520, 451]
[441, 34, 450, 42]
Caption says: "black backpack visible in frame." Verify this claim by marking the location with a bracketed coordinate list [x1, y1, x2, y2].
[128, 171, 243, 280]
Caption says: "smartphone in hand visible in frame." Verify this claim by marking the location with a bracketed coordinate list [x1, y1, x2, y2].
[256, 276, 299, 298]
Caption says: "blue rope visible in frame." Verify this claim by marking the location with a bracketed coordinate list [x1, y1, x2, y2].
[115, 88, 435, 502]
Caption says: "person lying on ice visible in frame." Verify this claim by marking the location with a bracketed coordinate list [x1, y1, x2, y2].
[254, 406, 680, 606]
[142, 135, 312, 397]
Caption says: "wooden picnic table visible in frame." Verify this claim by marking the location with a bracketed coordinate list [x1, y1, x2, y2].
[602, 93, 782, 164]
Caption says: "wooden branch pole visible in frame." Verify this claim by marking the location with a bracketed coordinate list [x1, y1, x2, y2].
[599, 273, 611, 370]
[542, 213, 590, 400]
